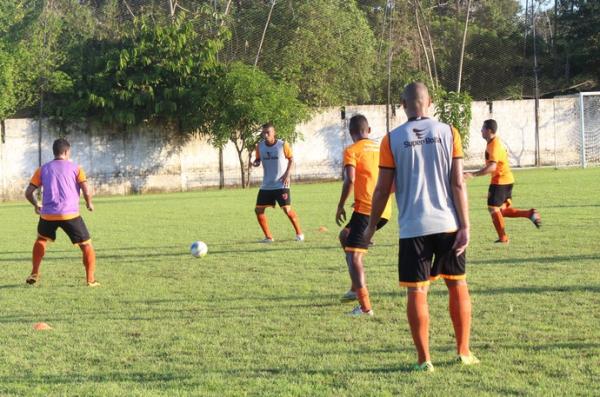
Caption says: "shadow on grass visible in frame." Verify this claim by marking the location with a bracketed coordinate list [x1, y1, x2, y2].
[0, 371, 187, 385]
[469, 254, 599, 266]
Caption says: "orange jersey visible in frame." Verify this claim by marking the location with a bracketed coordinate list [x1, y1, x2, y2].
[344, 139, 392, 219]
[486, 137, 514, 185]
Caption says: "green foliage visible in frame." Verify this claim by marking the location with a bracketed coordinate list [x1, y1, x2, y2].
[53, 12, 225, 130]
[0, 50, 17, 120]
[434, 89, 472, 150]
[278, 0, 377, 106]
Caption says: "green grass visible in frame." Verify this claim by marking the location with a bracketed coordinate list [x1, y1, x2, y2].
[1, 167, 599, 396]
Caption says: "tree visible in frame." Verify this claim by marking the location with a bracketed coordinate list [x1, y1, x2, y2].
[209, 62, 309, 187]
[279, 0, 377, 106]
[50, 12, 224, 131]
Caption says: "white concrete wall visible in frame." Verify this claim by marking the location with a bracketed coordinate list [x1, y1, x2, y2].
[0, 97, 584, 200]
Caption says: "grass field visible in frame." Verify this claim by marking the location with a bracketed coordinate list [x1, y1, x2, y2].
[1, 167, 599, 396]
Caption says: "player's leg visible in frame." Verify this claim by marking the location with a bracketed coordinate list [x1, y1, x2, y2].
[61, 217, 98, 286]
[346, 251, 371, 314]
[338, 227, 356, 300]
[27, 219, 57, 284]
[79, 242, 97, 286]
[488, 185, 508, 243]
[400, 236, 434, 369]
[500, 197, 542, 228]
[278, 189, 303, 240]
[407, 286, 431, 366]
[344, 213, 372, 311]
[433, 232, 479, 365]
[255, 189, 275, 242]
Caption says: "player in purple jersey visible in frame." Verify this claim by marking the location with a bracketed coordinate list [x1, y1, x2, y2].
[24, 138, 99, 287]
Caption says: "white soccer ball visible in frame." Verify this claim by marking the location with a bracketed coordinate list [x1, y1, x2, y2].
[190, 241, 208, 258]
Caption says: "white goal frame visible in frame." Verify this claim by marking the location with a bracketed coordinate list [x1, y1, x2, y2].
[578, 91, 600, 168]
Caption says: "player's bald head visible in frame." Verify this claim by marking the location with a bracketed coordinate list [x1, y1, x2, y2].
[403, 82, 430, 105]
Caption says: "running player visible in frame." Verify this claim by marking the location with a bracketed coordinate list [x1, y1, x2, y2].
[464, 119, 541, 243]
[335, 115, 392, 316]
[24, 138, 99, 287]
[366, 82, 478, 372]
[253, 123, 303, 242]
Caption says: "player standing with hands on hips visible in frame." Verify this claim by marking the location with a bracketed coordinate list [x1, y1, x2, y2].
[253, 123, 304, 243]
[365, 82, 478, 372]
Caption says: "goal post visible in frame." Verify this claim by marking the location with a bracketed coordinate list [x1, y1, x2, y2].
[579, 91, 600, 168]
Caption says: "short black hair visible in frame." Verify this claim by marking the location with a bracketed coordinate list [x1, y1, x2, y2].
[52, 138, 71, 156]
[262, 122, 275, 130]
[349, 114, 369, 135]
[483, 119, 498, 133]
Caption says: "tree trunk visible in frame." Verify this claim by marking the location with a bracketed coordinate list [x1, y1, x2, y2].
[254, 0, 277, 68]
[416, 0, 438, 87]
[457, 0, 472, 93]
[232, 139, 246, 188]
[219, 147, 225, 189]
[237, 150, 246, 188]
[414, 7, 435, 89]
[245, 151, 252, 188]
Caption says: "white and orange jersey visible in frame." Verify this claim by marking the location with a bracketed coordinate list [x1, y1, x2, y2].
[256, 139, 293, 190]
[380, 117, 463, 238]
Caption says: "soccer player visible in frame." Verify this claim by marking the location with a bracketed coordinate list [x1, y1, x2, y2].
[335, 115, 392, 316]
[464, 119, 541, 243]
[252, 123, 303, 242]
[365, 82, 478, 372]
[24, 138, 99, 287]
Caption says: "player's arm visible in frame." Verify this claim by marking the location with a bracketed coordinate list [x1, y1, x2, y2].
[25, 184, 41, 215]
[77, 167, 94, 211]
[364, 168, 394, 243]
[280, 143, 293, 187]
[252, 145, 261, 167]
[464, 162, 496, 179]
[336, 165, 355, 226]
[451, 157, 469, 255]
[80, 181, 94, 212]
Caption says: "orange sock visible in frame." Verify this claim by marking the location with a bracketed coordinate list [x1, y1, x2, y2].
[489, 208, 508, 241]
[448, 282, 472, 356]
[407, 289, 430, 364]
[32, 238, 47, 275]
[286, 209, 302, 235]
[81, 244, 96, 283]
[501, 207, 532, 218]
[356, 287, 371, 312]
[256, 213, 272, 239]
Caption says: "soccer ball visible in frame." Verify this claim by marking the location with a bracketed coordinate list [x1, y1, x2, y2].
[190, 241, 208, 258]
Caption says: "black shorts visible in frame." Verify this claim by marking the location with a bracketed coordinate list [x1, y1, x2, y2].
[488, 184, 513, 207]
[38, 217, 91, 244]
[256, 188, 291, 208]
[344, 212, 388, 252]
[398, 232, 466, 287]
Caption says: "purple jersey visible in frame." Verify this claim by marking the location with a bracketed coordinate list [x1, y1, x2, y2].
[30, 160, 87, 220]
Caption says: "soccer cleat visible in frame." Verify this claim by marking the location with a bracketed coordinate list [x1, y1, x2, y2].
[457, 352, 480, 365]
[259, 237, 275, 243]
[341, 290, 358, 302]
[87, 280, 101, 287]
[412, 361, 435, 372]
[295, 234, 305, 242]
[348, 305, 373, 317]
[529, 209, 542, 228]
[25, 273, 40, 285]
[494, 238, 509, 244]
